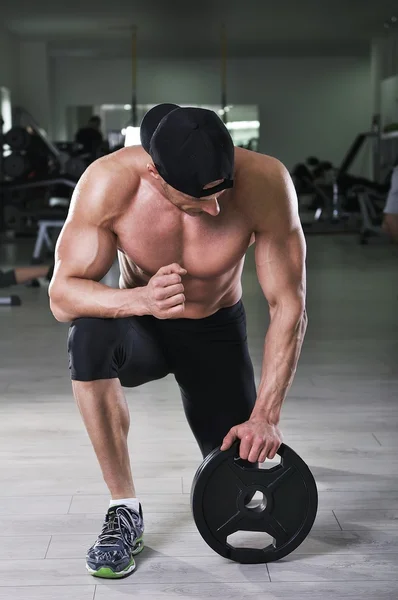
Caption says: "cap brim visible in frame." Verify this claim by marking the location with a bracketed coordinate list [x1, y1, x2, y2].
[140, 103, 180, 154]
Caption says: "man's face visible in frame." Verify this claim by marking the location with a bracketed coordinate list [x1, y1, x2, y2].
[162, 179, 227, 217]
[90, 119, 101, 130]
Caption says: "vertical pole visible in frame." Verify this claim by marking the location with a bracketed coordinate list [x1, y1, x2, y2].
[371, 37, 382, 182]
[131, 26, 138, 127]
[221, 24, 228, 124]
[0, 117, 4, 233]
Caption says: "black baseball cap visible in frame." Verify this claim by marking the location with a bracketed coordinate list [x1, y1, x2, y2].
[140, 103, 234, 198]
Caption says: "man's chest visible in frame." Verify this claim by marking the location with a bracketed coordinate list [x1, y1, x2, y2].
[115, 206, 254, 279]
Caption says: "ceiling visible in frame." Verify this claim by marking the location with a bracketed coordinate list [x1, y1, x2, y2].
[2, 0, 398, 58]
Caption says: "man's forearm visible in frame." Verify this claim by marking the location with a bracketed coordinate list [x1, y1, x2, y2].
[49, 277, 148, 322]
[251, 307, 308, 424]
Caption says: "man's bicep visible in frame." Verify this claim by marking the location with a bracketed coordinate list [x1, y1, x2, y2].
[251, 158, 306, 308]
[54, 218, 117, 284]
[254, 227, 306, 309]
[53, 161, 122, 283]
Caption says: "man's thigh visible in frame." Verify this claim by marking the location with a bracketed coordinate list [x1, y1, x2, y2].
[68, 315, 170, 386]
[118, 316, 171, 387]
[178, 350, 257, 457]
[166, 305, 257, 457]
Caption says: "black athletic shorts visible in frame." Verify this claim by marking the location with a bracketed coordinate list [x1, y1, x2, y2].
[67, 300, 257, 457]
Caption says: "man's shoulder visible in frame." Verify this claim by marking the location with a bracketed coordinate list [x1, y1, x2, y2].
[69, 146, 146, 224]
[234, 148, 297, 232]
[235, 148, 291, 206]
[235, 146, 286, 180]
[84, 145, 145, 190]
[96, 144, 145, 171]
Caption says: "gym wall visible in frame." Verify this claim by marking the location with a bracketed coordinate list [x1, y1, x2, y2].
[18, 42, 52, 136]
[379, 32, 398, 80]
[51, 55, 372, 171]
[0, 33, 51, 135]
[381, 75, 398, 127]
[0, 27, 20, 100]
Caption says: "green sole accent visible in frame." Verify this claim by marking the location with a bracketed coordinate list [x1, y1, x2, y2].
[89, 564, 134, 578]
[87, 541, 144, 579]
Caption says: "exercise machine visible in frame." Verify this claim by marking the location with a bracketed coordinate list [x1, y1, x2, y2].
[0, 116, 21, 306]
[352, 185, 388, 244]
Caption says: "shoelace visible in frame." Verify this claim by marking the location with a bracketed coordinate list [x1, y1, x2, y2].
[96, 506, 140, 549]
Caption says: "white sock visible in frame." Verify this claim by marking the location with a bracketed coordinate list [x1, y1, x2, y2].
[109, 497, 141, 513]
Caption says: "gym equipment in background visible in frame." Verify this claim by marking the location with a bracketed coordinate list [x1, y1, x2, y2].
[292, 147, 392, 236]
[0, 107, 77, 240]
[353, 185, 389, 244]
[0, 116, 21, 306]
[4, 107, 64, 182]
[0, 295, 21, 306]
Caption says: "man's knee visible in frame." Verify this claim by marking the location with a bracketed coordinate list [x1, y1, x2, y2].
[68, 318, 123, 381]
[383, 214, 398, 243]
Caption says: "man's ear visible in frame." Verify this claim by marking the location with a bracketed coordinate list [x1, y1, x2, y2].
[147, 163, 160, 179]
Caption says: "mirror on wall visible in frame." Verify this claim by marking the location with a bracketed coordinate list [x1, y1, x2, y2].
[66, 104, 260, 152]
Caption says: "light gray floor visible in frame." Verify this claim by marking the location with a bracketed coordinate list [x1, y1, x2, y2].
[0, 234, 398, 600]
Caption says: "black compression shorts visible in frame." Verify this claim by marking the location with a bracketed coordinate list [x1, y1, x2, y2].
[67, 300, 257, 457]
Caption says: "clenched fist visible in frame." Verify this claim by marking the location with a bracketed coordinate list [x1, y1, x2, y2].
[144, 263, 187, 319]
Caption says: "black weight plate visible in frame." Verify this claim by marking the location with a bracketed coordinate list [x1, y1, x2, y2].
[191, 441, 318, 564]
[5, 127, 31, 151]
[3, 154, 31, 178]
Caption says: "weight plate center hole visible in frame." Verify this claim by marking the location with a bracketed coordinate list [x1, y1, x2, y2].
[244, 490, 267, 513]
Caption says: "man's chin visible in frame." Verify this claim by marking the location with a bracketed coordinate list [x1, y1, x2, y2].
[184, 210, 203, 217]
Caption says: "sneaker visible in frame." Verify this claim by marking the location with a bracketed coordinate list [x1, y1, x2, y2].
[86, 504, 144, 578]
